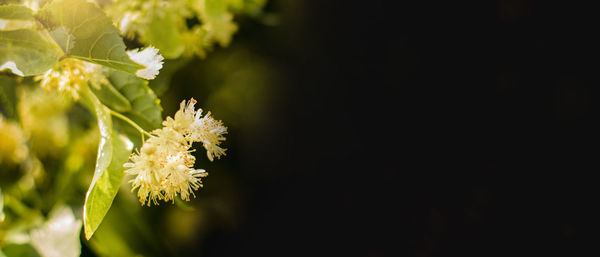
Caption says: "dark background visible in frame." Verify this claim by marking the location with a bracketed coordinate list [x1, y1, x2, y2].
[159, 0, 598, 256]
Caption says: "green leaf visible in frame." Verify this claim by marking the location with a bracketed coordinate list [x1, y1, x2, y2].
[143, 10, 184, 59]
[0, 29, 60, 76]
[83, 131, 131, 240]
[47, 27, 73, 53]
[81, 86, 133, 240]
[0, 244, 41, 257]
[36, 0, 144, 74]
[90, 82, 132, 113]
[0, 5, 34, 20]
[88, 191, 167, 257]
[109, 70, 162, 131]
[86, 204, 140, 257]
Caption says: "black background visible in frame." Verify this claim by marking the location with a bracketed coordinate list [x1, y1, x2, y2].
[185, 0, 598, 256]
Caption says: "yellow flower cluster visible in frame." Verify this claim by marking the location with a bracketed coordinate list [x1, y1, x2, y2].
[162, 99, 228, 161]
[35, 59, 109, 99]
[124, 99, 227, 206]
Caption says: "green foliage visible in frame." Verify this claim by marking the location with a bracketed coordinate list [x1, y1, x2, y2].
[90, 82, 132, 113]
[0, 244, 40, 257]
[0, 5, 33, 20]
[107, 70, 162, 131]
[36, 0, 144, 74]
[105, 0, 268, 59]
[83, 130, 131, 240]
[143, 10, 185, 59]
[87, 195, 163, 257]
[0, 29, 60, 76]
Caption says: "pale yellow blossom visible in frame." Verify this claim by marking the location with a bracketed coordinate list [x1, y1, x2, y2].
[125, 98, 225, 206]
[163, 98, 228, 161]
[125, 126, 207, 206]
[35, 59, 109, 99]
[189, 110, 227, 161]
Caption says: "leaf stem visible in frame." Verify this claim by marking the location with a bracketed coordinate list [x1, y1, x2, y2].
[2, 193, 37, 218]
[109, 109, 153, 138]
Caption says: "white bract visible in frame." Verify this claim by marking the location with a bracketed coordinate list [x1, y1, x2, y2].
[0, 61, 24, 76]
[127, 46, 164, 80]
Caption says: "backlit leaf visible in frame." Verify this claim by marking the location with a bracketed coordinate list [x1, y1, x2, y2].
[36, 0, 144, 75]
[81, 86, 133, 240]
[0, 5, 34, 20]
[0, 29, 60, 76]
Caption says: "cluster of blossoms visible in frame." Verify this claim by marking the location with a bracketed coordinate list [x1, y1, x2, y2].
[124, 98, 227, 206]
[35, 59, 109, 99]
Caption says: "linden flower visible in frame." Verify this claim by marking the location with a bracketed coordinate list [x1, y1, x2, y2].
[163, 98, 228, 161]
[125, 99, 224, 206]
[127, 46, 164, 80]
[35, 59, 108, 99]
[190, 110, 228, 161]
[125, 127, 208, 206]
[162, 99, 197, 133]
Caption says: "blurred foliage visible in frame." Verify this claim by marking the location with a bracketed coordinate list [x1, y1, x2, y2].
[105, 0, 267, 59]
